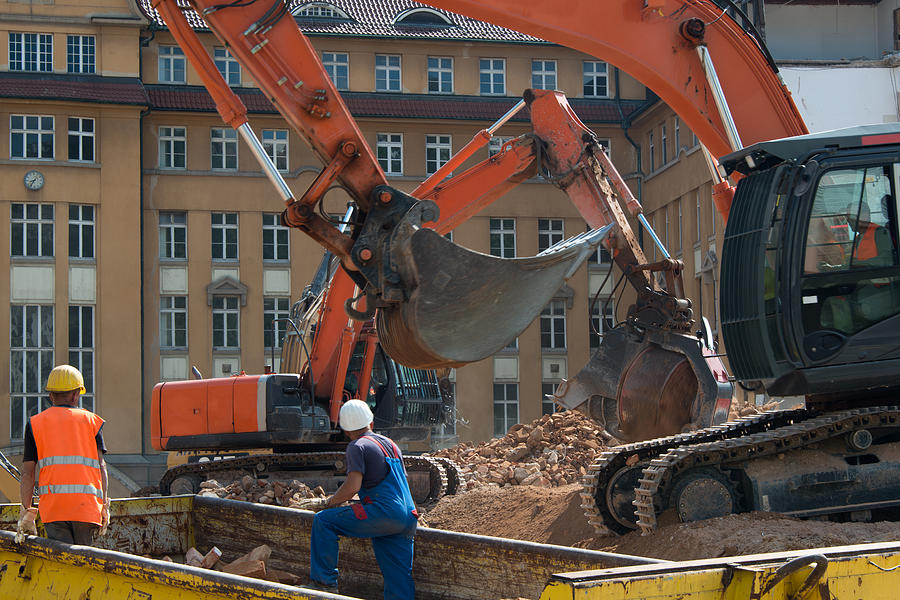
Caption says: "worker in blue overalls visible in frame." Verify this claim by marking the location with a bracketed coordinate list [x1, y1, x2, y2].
[299, 399, 418, 599]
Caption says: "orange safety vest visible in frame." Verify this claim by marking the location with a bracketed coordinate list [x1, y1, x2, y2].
[30, 406, 105, 525]
[854, 223, 879, 261]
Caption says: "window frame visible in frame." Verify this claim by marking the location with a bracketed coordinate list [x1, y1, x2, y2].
[427, 56, 453, 94]
[10, 304, 54, 440]
[211, 212, 239, 262]
[262, 129, 289, 172]
[489, 217, 516, 258]
[160, 295, 188, 349]
[479, 58, 506, 96]
[583, 61, 609, 98]
[263, 296, 291, 349]
[67, 116, 95, 162]
[540, 299, 567, 350]
[68, 204, 95, 260]
[10, 114, 55, 160]
[68, 304, 95, 412]
[531, 59, 557, 90]
[375, 54, 402, 92]
[9, 32, 52, 72]
[425, 134, 452, 176]
[11, 202, 54, 258]
[376, 132, 403, 176]
[322, 51, 349, 90]
[158, 126, 187, 169]
[158, 45, 186, 84]
[262, 213, 290, 261]
[538, 218, 564, 253]
[212, 295, 241, 350]
[213, 46, 241, 86]
[159, 211, 187, 260]
[66, 34, 96, 74]
[210, 127, 238, 171]
[492, 382, 519, 437]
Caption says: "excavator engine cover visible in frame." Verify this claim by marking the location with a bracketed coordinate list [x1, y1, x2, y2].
[377, 224, 610, 369]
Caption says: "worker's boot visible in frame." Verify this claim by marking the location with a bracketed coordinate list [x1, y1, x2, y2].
[303, 580, 339, 594]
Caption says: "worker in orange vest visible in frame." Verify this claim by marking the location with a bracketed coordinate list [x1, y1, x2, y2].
[848, 201, 893, 267]
[16, 365, 110, 545]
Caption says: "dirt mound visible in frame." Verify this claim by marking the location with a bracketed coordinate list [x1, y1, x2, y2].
[430, 410, 612, 488]
[422, 484, 900, 559]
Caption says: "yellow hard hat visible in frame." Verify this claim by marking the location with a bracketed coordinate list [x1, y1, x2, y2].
[45, 365, 86, 394]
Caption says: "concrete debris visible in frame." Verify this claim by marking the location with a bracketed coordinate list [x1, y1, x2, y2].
[430, 410, 612, 489]
[195, 477, 327, 508]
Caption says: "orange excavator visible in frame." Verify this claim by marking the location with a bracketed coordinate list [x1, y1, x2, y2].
[150, 0, 900, 534]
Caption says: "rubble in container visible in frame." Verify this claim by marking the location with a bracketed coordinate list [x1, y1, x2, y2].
[196, 475, 327, 508]
[430, 410, 614, 489]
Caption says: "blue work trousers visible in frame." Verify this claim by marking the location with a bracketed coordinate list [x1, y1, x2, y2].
[310, 503, 416, 600]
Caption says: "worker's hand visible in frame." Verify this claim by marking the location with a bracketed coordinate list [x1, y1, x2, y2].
[99, 500, 111, 536]
[15, 506, 38, 543]
[296, 497, 330, 512]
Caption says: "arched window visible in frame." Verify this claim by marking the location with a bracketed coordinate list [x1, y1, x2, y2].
[393, 8, 454, 28]
[293, 2, 350, 20]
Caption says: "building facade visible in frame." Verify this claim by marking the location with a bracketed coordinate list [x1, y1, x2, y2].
[1, 0, 782, 490]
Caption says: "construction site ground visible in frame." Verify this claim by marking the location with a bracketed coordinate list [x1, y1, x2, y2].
[183, 400, 900, 562]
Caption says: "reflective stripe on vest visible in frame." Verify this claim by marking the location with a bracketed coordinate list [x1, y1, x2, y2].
[37, 484, 104, 499]
[37, 455, 102, 470]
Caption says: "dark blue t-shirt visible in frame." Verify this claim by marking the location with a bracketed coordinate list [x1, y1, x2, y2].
[346, 433, 397, 489]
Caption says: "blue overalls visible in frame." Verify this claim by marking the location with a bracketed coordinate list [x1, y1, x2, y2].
[310, 434, 418, 600]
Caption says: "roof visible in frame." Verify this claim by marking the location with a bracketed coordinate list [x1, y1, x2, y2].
[137, 0, 545, 43]
[721, 123, 900, 175]
[145, 85, 645, 124]
[0, 72, 149, 106]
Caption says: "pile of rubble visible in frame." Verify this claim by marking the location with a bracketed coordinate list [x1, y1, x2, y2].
[156, 544, 302, 584]
[195, 475, 327, 508]
[430, 410, 613, 489]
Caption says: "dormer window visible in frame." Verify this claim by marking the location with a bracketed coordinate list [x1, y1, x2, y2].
[394, 7, 454, 28]
[293, 2, 351, 20]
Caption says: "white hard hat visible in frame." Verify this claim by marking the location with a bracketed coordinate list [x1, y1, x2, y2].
[339, 399, 374, 431]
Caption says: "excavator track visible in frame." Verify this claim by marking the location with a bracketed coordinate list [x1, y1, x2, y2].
[160, 452, 454, 504]
[431, 456, 467, 495]
[633, 406, 900, 534]
[580, 408, 812, 534]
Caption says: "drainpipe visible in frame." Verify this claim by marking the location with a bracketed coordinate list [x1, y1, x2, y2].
[138, 27, 156, 458]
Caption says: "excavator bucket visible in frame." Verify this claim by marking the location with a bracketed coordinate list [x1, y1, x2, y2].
[377, 224, 613, 369]
[551, 324, 732, 442]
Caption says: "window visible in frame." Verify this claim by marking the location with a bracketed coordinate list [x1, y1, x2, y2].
[212, 296, 240, 349]
[488, 136, 512, 157]
[661, 124, 668, 165]
[696, 189, 702, 242]
[538, 218, 564, 253]
[10, 305, 53, 440]
[11, 115, 54, 160]
[263, 213, 290, 261]
[376, 133, 403, 175]
[159, 45, 186, 83]
[9, 32, 52, 72]
[262, 129, 288, 171]
[531, 60, 557, 90]
[160, 296, 187, 349]
[427, 56, 453, 94]
[648, 131, 655, 172]
[295, 3, 349, 18]
[489, 217, 515, 258]
[264, 297, 291, 349]
[425, 134, 451, 176]
[214, 47, 240, 86]
[493, 383, 518, 436]
[11, 203, 54, 258]
[211, 128, 238, 170]
[68, 117, 95, 162]
[541, 382, 557, 415]
[583, 61, 608, 98]
[375, 54, 401, 92]
[211, 212, 239, 261]
[541, 300, 566, 350]
[674, 116, 681, 155]
[159, 126, 186, 169]
[159, 212, 187, 259]
[479, 58, 506, 95]
[589, 302, 614, 349]
[322, 52, 349, 90]
[589, 244, 612, 265]
[676, 198, 683, 251]
[66, 35, 95, 74]
[69, 305, 95, 412]
[69, 204, 94, 259]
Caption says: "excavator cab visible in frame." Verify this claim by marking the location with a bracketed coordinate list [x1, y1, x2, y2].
[720, 124, 900, 402]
